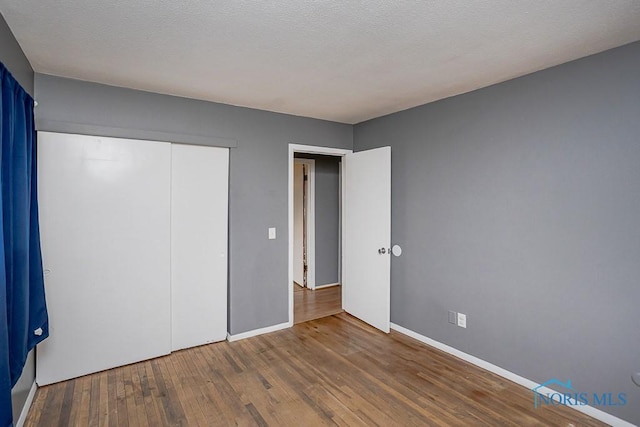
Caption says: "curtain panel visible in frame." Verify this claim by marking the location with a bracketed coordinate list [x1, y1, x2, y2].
[0, 62, 49, 426]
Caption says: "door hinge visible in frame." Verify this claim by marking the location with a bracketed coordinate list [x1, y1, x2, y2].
[303, 174, 308, 182]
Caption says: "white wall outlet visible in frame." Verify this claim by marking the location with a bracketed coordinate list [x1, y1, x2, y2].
[457, 312, 467, 328]
[268, 227, 276, 240]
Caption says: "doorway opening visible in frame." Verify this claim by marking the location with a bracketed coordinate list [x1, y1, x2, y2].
[288, 145, 352, 326]
[288, 144, 392, 332]
[293, 154, 343, 323]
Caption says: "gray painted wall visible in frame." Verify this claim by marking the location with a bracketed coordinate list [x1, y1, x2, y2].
[354, 41, 640, 424]
[314, 157, 340, 285]
[295, 154, 341, 285]
[34, 74, 353, 335]
[0, 13, 33, 95]
[1, 11, 36, 421]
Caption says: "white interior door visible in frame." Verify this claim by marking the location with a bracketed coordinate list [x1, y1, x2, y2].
[36, 132, 172, 385]
[171, 144, 228, 351]
[343, 146, 391, 332]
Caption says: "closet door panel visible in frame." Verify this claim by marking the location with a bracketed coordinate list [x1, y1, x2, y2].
[36, 132, 172, 385]
[171, 144, 228, 351]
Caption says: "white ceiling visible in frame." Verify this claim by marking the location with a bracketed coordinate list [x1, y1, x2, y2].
[2, 1, 640, 124]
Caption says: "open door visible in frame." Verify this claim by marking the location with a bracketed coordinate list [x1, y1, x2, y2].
[343, 146, 391, 333]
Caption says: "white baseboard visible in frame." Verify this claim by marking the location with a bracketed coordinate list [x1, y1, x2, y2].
[227, 321, 290, 342]
[15, 380, 37, 427]
[390, 323, 635, 427]
[315, 282, 340, 290]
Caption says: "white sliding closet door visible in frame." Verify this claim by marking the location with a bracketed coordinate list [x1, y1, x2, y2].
[36, 132, 172, 385]
[171, 144, 228, 350]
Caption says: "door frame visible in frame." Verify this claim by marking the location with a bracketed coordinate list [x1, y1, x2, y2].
[293, 158, 315, 289]
[288, 144, 352, 326]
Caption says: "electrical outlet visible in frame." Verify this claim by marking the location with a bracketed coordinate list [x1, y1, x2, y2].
[448, 311, 457, 324]
[268, 227, 276, 240]
[457, 312, 467, 328]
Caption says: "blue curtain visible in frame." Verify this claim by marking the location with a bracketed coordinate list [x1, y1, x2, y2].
[0, 63, 49, 426]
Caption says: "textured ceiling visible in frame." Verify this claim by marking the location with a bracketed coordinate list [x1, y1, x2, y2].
[1, 1, 640, 124]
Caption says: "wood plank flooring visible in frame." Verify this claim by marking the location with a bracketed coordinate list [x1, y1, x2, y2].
[294, 284, 343, 324]
[25, 313, 605, 426]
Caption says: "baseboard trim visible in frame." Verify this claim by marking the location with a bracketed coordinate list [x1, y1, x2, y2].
[227, 321, 290, 342]
[390, 323, 635, 427]
[15, 380, 37, 427]
[315, 282, 340, 289]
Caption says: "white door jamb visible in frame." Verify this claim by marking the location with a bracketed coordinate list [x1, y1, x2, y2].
[288, 144, 352, 327]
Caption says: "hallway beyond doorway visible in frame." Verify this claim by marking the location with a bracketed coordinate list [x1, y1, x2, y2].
[294, 284, 342, 324]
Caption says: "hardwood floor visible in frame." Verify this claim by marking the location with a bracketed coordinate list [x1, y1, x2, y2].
[294, 284, 342, 324]
[25, 313, 605, 426]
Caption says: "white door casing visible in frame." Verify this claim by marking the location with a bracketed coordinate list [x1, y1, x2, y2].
[288, 144, 351, 325]
[342, 146, 391, 333]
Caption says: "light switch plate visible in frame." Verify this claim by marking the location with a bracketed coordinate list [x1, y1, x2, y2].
[457, 312, 467, 328]
[268, 227, 276, 240]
